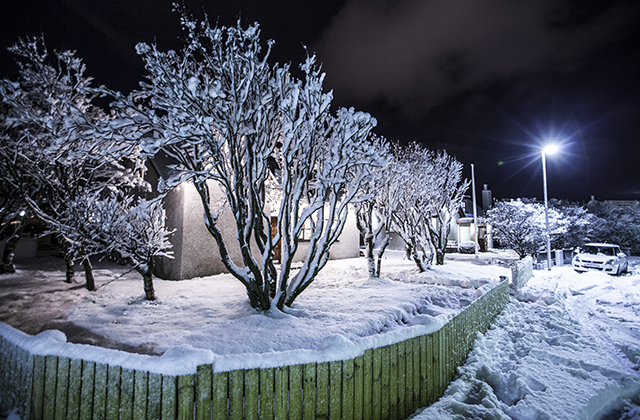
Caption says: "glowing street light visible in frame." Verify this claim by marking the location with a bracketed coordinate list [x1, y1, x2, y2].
[542, 144, 557, 270]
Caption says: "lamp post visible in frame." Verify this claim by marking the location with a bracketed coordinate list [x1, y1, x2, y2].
[542, 145, 558, 270]
[471, 164, 479, 259]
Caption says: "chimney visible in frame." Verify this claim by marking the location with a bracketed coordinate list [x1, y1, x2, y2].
[482, 184, 492, 211]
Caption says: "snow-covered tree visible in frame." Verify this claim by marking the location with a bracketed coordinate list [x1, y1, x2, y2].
[423, 150, 470, 265]
[0, 36, 146, 288]
[587, 200, 640, 254]
[97, 9, 382, 310]
[391, 142, 437, 271]
[487, 199, 567, 258]
[48, 193, 173, 300]
[548, 199, 593, 250]
[354, 135, 397, 278]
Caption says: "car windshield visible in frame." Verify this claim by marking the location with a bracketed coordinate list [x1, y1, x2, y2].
[583, 246, 616, 256]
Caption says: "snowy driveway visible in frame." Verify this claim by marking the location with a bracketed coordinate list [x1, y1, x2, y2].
[413, 258, 640, 420]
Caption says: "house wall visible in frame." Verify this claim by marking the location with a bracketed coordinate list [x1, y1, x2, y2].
[155, 181, 242, 280]
[156, 181, 361, 280]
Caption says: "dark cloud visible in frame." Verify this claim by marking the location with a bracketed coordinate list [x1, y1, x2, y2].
[315, 0, 639, 115]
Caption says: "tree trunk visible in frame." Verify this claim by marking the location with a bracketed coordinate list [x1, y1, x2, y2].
[435, 250, 445, 265]
[365, 231, 377, 278]
[375, 230, 391, 277]
[1, 215, 27, 274]
[82, 257, 96, 291]
[141, 259, 156, 301]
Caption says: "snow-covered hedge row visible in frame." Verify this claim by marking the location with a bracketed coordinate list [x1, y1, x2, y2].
[0, 280, 509, 419]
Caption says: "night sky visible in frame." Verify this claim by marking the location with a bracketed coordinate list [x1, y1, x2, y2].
[2, 0, 639, 202]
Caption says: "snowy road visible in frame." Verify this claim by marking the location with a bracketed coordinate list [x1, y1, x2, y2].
[413, 258, 640, 420]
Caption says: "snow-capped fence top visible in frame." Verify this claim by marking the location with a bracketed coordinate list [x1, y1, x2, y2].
[0, 279, 508, 420]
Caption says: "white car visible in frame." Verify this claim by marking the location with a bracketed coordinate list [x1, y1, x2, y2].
[572, 243, 629, 275]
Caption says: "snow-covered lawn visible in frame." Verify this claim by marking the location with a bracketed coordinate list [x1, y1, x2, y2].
[412, 258, 640, 420]
[55, 251, 511, 357]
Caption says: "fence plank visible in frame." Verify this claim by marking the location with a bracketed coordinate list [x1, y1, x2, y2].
[372, 348, 381, 420]
[342, 358, 354, 420]
[389, 343, 398, 420]
[426, 333, 436, 405]
[93, 363, 108, 420]
[0, 337, 5, 402]
[399, 339, 408, 419]
[32, 355, 46, 420]
[5, 344, 17, 408]
[106, 364, 121, 420]
[259, 368, 274, 420]
[119, 368, 134, 420]
[196, 365, 212, 420]
[381, 346, 390, 420]
[1, 339, 8, 404]
[43, 356, 58, 420]
[440, 327, 448, 397]
[177, 374, 196, 420]
[54, 357, 70, 420]
[419, 335, 427, 407]
[133, 370, 148, 420]
[245, 368, 260, 420]
[411, 337, 420, 412]
[148, 372, 162, 420]
[353, 356, 364, 420]
[22, 351, 35, 420]
[79, 361, 95, 420]
[329, 361, 342, 420]
[275, 366, 288, 420]
[229, 369, 244, 420]
[289, 364, 303, 420]
[316, 362, 329, 420]
[363, 349, 373, 420]
[67, 358, 82, 420]
[212, 371, 228, 420]
[302, 363, 317, 420]
[161, 375, 177, 420]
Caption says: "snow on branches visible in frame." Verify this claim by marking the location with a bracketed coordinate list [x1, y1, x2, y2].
[97, 9, 382, 310]
[388, 143, 469, 271]
[487, 199, 567, 258]
[0, 36, 170, 297]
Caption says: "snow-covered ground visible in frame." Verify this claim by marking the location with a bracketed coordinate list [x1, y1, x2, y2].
[2, 251, 640, 420]
[412, 258, 640, 420]
[59, 251, 510, 359]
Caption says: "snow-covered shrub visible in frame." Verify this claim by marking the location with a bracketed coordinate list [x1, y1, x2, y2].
[458, 241, 476, 254]
[487, 199, 567, 258]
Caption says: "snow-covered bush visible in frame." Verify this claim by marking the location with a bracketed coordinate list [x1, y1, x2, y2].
[587, 200, 640, 254]
[487, 199, 567, 258]
[458, 241, 476, 254]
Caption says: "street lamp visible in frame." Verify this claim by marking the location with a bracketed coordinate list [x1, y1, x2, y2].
[542, 144, 558, 270]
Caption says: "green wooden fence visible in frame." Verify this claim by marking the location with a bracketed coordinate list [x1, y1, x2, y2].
[0, 279, 508, 420]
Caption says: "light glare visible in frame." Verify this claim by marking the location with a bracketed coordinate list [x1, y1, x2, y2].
[543, 144, 558, 155]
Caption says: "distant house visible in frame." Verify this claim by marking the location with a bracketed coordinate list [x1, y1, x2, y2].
[148, 160, 361, 280]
